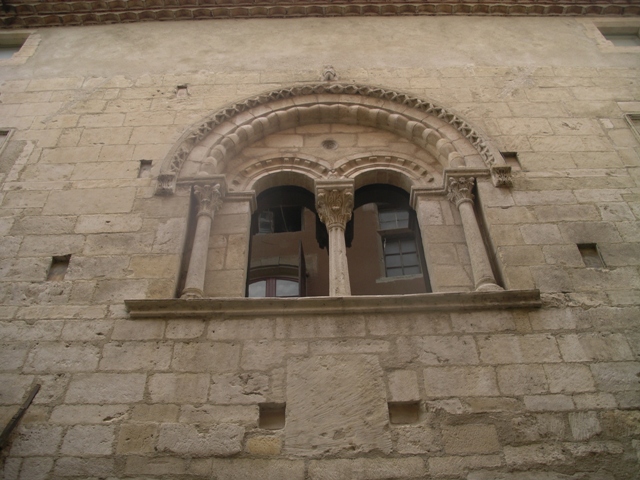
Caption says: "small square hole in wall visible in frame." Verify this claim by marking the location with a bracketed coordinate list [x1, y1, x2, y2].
[501, 152, 521, 171]
[598, 27, 640, 47]
[578, 244, 605, 269]
[176, 85, 189, 98]
[388, 402, 420, 425]
[138, 159, 152, 178]
[47, 255, 71, 281]
[259, 403, 286, 430]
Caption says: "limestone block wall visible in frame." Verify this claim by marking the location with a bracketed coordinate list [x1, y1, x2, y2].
[0, 16, 639, 480]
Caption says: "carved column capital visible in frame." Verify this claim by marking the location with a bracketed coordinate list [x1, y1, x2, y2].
[446, 176, 475, 208]
[194, 184, 223, 218]
[315, 183, 354, 230]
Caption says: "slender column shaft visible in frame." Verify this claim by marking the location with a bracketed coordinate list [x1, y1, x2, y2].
[447, 177, 503, 292]
[182, 184, 223, 299]
[315, 182, 354, 297]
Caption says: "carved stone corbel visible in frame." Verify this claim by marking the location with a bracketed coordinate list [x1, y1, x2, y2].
[156, 173, 177, 196]
[490, 165, 513, 188]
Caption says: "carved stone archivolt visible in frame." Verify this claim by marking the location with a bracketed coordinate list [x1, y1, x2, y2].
[158, 84, 507, 195]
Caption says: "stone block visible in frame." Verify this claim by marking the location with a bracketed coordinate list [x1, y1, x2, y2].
[53, 457, 115, 477]
[477, 334, 561, 364]
[497, 364, 548, 395]
[18, 234, 84, 257]
[130, 404, 179, 423]
[179, 404, 258, 425]
[591, 362, 640, 392]
[450, 311, 516, 333]
[245, 435, 282, 455]
[442, 422, 501, 457]
[308, 458, 425, 480]
[573, 393, 617, 410]
[124, 456, 186, 476]
[83, 231, 155, 255]
[65, 255, 130, 280]
[208, 318, 274, 340]
[412, 335, 479, 365]
[557, 333, 634, 362]
[166, 319, 206, 339]
[111, 319, 165, 340]
[388, 370, 420, 402]
[74, 214, 143, 234]
[79, 127, 132, 145]
[499, 245, 545, 266]
[571, 267, 640, 292]
[542, 245, 584, 266]
[210, 459, 305, 480]
[286, 355, 391, 456]
[310, 339, 389, 355]
[92, 279, 148, 303]
[17, 457, 53, 480]
[43, 188, 136, 215]
[513, 190, 576, 206]
[172, 342, 240, 372]
[524, 395, 575, 412]
[0, 343, 29, 371]
[568, 411, 601, 441]
[209, 373, 268, 404]
[9, 425, 63, 456]
[157, 423, 244, 457]
[71, 161, 138, 180]
[544, 364, 596, 394]
[558, 221, 623, 244]
[50, 404, 129, 424]
[99, 342, 172, 371]
[432, 455, 504, 477]
[11, 216, 76, 235]
[148, 373, 210, 403]
[423, 366, 499, 397]
[504, 444, 569, 467]
[65, 373, 146, 404]
[60, 425, 115, 455]
[116, 423, 158, 454]
[530, 265, 573, 293]
[128, 254, 179, 278]
[24, 343, 100, 373]
[275, 316, 366, 339]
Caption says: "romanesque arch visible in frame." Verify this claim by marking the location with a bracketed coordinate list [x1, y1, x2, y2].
[156, 83, 512, 195]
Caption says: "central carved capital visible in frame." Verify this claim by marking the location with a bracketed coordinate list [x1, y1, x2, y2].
[446, 177, 475, 208]
[194, 184, 223, 218]
[315, 182, 354, 230]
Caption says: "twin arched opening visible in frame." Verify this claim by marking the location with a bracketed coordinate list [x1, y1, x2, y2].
[167, 84, 510, 299]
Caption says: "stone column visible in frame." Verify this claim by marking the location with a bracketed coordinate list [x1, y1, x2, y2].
[315, 180, 354, 297]
[181, 184, 223, 299]
[446, 177, 503, 292]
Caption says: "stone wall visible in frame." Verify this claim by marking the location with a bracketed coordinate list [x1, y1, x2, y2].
[0, 16, 639, 480]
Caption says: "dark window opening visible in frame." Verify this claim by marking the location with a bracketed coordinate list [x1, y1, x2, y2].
[248, 277, 300, 298]
[47, 255, 71, 281]
[258, 206, 302, 234]
[501, 151, 521, 171]
[138, 159, 152, 178]
[578, 243, 605, 268]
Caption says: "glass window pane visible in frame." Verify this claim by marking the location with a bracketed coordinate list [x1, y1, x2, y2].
[386, 255, 402, 267]
[275, 279, 299, 297]
[400, 238, 417, 253]
[248, 280, 267, 297]
[404, 266, 421, 275]
[387, 267, 403, 277]
[403, 253, 419, 267]
[384, 240, 400, 254]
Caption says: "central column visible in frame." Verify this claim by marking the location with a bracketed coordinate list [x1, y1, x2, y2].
[447, 177, 503, 292]
[315, 180, 354, 297]
[181, 183, 223, 299]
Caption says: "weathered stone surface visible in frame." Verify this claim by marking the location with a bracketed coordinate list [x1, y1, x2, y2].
[148, 373, 210, 403]
[116, 423, 158, 454]
[308, 458, 425, 480]
[157, 423, 244, 456]
[60, 425, 115, 455]
[65, 374, 146, 403]
[442, 424, 501, 455]
[9, 425, 63, 456]
[209, 459, 305, 480]
[424, 366, 499, 397]
[245, 435, 282, 455]
[285, 355, 391, 456]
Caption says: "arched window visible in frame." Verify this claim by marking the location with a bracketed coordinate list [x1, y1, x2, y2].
[347, 184, 431, 296]
[247, 186, 329, 297]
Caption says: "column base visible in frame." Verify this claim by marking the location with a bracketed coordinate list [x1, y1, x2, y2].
[475, 282, 504, 292]
[181, 288, 203, 299]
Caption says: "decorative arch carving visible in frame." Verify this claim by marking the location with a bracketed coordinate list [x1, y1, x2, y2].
[157, 83, 510, 195]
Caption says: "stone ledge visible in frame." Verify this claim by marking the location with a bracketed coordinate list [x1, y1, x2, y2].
[125, 289, 541, 319]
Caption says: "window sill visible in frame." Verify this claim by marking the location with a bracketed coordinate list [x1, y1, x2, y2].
[125, 289, 541, 319]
